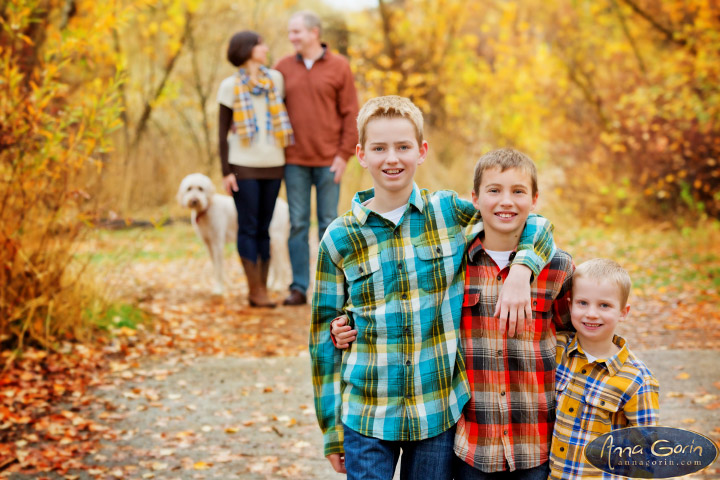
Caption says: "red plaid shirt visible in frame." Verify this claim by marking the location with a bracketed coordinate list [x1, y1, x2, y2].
[454, 235, 574, 472]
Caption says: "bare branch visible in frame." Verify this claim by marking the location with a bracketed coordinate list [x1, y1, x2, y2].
[618, 0, 694, 52]
[130, 10, 194, 151]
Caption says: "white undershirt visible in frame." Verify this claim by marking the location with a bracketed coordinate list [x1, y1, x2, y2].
[485, 249, 513, 270]
[303, 58, 315, 70]
[378, 204, 406, 225]
[363, 200, 406, 225]
[585, 351, 598, 363]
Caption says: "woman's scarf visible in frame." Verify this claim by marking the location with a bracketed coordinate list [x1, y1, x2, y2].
[233, 65, 294, 148]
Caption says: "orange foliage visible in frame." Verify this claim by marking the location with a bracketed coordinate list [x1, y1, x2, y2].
[0, 1, 123, 350]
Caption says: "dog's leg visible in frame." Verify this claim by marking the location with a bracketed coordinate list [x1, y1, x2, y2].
[207, 238, 226, 295]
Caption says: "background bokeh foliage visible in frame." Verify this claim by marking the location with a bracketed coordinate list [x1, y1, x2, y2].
[1, 0, 718, 352]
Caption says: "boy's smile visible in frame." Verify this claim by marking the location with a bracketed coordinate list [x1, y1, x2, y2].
[356, 117, 427, 212]
[471, 166, 537, 251]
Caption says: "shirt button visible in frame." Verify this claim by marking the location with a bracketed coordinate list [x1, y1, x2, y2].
[581, 369, 587, 374]
[404, 326, 410, 333]
[569, 407, 574, 412]
[497, 349, 502, 356]
[496, 274, 502, 281]
[601, 401, 606, 406]
[405, 360, 411, 366]
[532, 300, 537, 306]
[500, 391, 506, 396]
[398, 263, 402, 270]
[503, 430, 508, 435]
[436, 246, 441, 253]
[560, 446, 565, 452]
[402, 293, 408, 300]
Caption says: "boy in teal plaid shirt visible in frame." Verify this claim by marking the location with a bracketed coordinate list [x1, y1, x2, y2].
[310, 95, 556, 480]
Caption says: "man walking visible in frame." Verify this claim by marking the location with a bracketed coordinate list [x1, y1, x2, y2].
[275, 10, 359, 306]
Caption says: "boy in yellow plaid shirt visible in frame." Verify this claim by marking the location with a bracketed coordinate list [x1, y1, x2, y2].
[550, 258, 660, 479]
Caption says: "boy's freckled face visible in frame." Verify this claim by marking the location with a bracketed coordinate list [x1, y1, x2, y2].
[471, 167, 537, 241]
[571, 277, 630, 346]
[356, 117, 427, 198]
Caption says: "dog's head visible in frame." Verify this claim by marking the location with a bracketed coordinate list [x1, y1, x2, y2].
[177, 173, 216, 211]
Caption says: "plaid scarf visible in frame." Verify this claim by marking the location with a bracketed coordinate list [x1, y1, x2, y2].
[233, 65, 294, 148]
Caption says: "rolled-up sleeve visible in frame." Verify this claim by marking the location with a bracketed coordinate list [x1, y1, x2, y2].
[513, 213, 556, 277]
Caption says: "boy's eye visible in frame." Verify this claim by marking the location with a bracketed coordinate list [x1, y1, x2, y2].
[577, 300, 588, 306]
[514, 189, 526, 194]
[372, 146, 384, 152]
[600, 303, 611, 308]
[488, 188, 499, 193]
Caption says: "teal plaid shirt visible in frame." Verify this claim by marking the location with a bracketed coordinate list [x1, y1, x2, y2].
[310, 185, 556, 456]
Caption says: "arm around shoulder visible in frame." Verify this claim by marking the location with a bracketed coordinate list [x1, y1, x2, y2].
[512, 213, 556, 277]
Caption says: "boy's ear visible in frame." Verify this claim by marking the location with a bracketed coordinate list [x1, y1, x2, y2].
[417, 140, 429, 165]
[619, 304, 630, 321]
[470, 189, 480, 211]
[531, 191, 539, 211]
[356, 144, 367, 168]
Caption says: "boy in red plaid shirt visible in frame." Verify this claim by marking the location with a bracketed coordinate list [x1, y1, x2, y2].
[452, 148, 573, 479]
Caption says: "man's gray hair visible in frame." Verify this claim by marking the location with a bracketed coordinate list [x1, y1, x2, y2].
[290, 10, 322, 37]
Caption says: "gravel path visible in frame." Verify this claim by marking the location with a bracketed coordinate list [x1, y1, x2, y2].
[38, 349, 718, 479]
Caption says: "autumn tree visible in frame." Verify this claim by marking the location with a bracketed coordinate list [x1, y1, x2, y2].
[531, 0, 720, 221]
[0, 0, 123, 350]
[348, 0, 720, 221]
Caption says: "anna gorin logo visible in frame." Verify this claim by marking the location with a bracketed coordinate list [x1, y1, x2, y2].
[584, 426, 719, 478]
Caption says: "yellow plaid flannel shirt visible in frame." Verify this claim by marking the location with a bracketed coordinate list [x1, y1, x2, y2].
[549, 332, 660, 479]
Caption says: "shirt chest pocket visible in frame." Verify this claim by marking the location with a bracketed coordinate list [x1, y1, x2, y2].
[343, 246, 383, 306]
[582, 389, 625, 432]
[413, 233, 461, 294]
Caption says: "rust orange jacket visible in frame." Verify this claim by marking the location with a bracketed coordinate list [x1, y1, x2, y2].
[275, 46, 359, 167]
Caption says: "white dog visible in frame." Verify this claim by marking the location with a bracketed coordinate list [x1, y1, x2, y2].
[177, 173, 290, 295]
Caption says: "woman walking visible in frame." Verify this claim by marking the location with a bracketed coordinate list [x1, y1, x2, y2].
[217, 31, 293, 307]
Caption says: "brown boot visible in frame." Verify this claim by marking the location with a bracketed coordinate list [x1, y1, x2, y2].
[258, 258, 277, 307]
[241, 258, 276, 308]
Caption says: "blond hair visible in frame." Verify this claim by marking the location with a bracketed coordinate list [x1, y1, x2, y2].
[472, 148, 538, 197]
[573, 258, 632, 308]
[357, 96, 424, 148]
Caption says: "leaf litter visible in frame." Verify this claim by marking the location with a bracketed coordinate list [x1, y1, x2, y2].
[1, 224, 719, 478]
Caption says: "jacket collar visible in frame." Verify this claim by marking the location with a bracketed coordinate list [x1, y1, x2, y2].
[295, 43, 328, 62]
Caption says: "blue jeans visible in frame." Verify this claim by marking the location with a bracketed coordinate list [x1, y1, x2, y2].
[453, 458, 550, 480]
[284, 164, 340, 295]
[343, 423, 456, 480]
[231, 178, 282, 262]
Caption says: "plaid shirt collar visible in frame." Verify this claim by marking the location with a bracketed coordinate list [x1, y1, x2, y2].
[466, 234, 518, 265]
[566, 334, 629, 377]
[351, 183, 425, 225]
